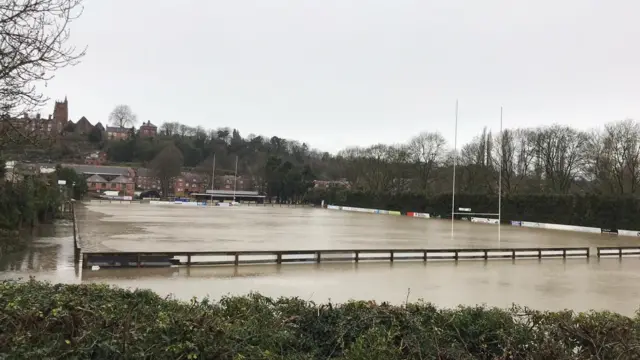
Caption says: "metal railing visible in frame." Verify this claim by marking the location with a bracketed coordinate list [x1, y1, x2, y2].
[82, 247, 591, 268]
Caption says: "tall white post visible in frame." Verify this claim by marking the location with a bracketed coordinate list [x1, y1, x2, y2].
[233, 155, 238, 201]
[498, 106, 503, 246]
[451, 100, 458, 237]
[210, 154, 216, 204]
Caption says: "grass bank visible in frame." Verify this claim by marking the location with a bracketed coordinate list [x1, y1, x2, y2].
[1, 280, 639, 359]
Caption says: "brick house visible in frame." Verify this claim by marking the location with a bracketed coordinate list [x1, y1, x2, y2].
[86, 174, 108, 191]
[139, 121, 157, 137]
[63, 164, 135, 196]
[109, 175, 135, 195]
[11, 113, 53, 135]
[135, 168, 161, 190]
[106, 126, 131, 140]
[174, 172, 206, 195]
[5, 97, 69, 137]
[216, 175, 254, 191]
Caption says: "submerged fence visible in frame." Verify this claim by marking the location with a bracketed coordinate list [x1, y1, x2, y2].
[81, 247, 591, 268]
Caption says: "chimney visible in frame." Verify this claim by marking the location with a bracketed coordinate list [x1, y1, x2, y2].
[36, 113, 40, 120]
[48, 114, 52, 120]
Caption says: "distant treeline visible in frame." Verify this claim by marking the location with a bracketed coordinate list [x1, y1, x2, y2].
[104, 118, 640, 200]
[309, 188, 640, 230]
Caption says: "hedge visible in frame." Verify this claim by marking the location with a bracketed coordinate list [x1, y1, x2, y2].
[1, 280, 640, 359]
[308, 189, 640, 230]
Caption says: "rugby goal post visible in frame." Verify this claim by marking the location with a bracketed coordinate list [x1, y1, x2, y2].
[450, 102, 503, 245]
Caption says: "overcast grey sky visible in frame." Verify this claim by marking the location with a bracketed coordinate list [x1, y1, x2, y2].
[42, 0, 640, 153]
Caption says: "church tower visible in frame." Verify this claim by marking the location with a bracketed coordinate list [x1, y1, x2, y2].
[52, 96, 68, 134]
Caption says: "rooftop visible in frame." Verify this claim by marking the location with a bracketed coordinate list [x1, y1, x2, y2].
[205, 189, 259, 196]
[86, 174, 107, 183]
[136, 168, 153, 177]
[77, 116, 92, 125]
[110, 175, 133, 184]
[106, 126, 130, 133]
[63, 164, 132, 176]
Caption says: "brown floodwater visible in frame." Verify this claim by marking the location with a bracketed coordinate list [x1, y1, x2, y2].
[1, 202, 640, 316]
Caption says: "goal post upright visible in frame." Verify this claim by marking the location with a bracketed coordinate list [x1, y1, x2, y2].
[451, 100, 458, 239]
[450, 102, 504, 248]
[498, 106, 503, 247]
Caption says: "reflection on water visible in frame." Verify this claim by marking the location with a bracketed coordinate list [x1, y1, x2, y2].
[0, 221, 77, 273]
[1, 203, 640, 316]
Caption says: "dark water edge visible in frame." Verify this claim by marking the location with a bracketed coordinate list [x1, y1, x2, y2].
[0, 220, 75, 273]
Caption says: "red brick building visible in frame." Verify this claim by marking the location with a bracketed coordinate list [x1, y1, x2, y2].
[64, 164, 135, 196]
[135, 169, 209, 196]
[5, 97, 69, 137]
[139, 121, 157, 137]
[174, 172, 206, 195]
[106, 126, 131, 140]
[216, 175, 254, 191]
[135, 168, 161, 190]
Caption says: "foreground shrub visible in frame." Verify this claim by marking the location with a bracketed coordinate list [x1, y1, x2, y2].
[1, 280, 639, 359]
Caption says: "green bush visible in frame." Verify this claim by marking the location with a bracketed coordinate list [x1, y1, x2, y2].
[1, 280, 640, 359]
[308, 189, 640, 230]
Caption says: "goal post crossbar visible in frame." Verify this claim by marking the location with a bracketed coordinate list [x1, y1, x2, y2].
[452, 212, 500, 216]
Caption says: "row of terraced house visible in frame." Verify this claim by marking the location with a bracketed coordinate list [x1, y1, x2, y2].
[61, 164, 256, 197]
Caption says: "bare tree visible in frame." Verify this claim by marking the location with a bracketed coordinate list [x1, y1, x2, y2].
[492, 128, 536, 195]
[459, 128, 494, 193]
[533, 125, 589, 194]
[108, 104, 137, 128]
[586, 119, 640, 194]
[0, 0, 86, 147]
[150, 144, 183, 197]
[408, 132, 446, 194]
[160, 122, 180, 136]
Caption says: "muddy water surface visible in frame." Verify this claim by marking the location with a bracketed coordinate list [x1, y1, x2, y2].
[1, 202, 640, 316]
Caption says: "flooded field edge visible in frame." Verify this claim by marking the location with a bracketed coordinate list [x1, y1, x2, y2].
[1, 203, 640, 316]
